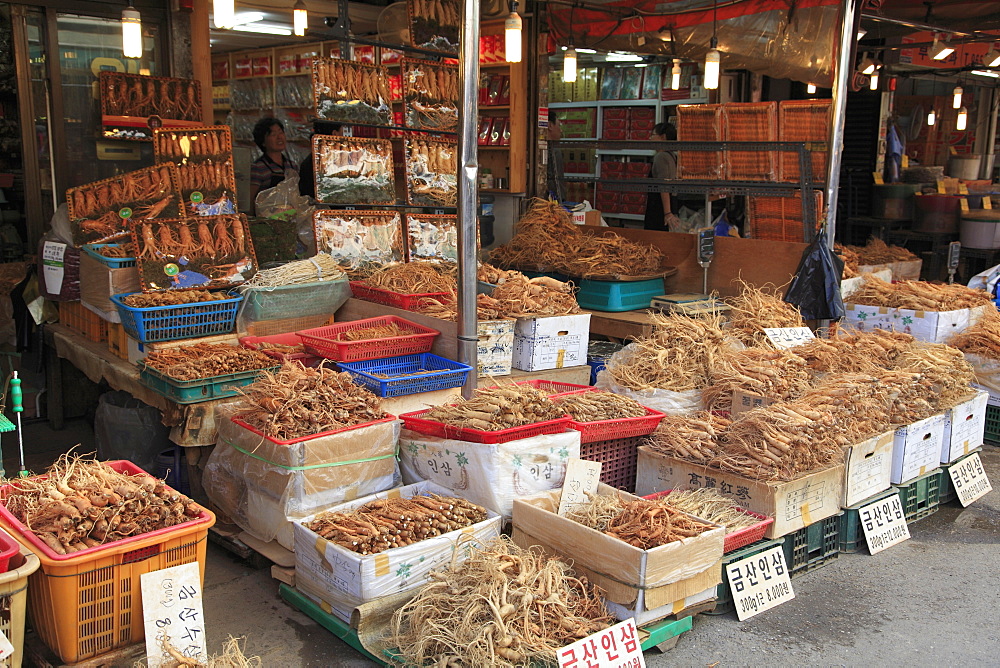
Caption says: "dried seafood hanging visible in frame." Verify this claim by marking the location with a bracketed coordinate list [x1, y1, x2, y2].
[844, 275, 993, 310]
[702, 348, 813, 412]
[490, 199, 664, 278]
[652, 489, 763, 534]
[724, 280, 804, 348]
[553, 391, 646, 422]
[565, 494, 717, 549]
[422, 385, 565, 431]
[235, 363, 386, 440]
[389, 537, 612, 668]
[645, 412, 731, 464]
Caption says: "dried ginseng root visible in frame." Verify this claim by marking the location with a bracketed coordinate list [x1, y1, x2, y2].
[566, 494, 717, 549]
[702, 348, 812, 412]
[653, 489, 763, 535]
[645, 412, 731, 463]
[423, 384, 565, 431]
[122, 289, 220, 308]
[143, 343, 274, 381]
[554, 391, 646, 422]
[724, 279, 804, 347]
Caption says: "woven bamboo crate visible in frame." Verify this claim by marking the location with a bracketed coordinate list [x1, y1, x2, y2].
[778, 99, 831, 183]
[747, 191, 824, 242]
[722, 102, 777, 181]
[676, 104, 723, 180]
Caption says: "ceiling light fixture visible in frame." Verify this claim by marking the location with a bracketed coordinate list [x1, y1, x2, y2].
[857, 27, 867, 40]
[293, 0, 307, 36]
[869, 70, 879, 91]
[213, 0, 236, 29]
[971, 69, 1000, 78]
[704, 0, 720, 90]
[931, 33, 954, 60]
[671, 59, 682, 90]
[953, 85, 963, 109]
[957, 106, 968, 131]
[505, 0, 522, 63]
[985, 45, 1000, 68]
[121, 3, 142, 59]
[232, 23, 292, 35]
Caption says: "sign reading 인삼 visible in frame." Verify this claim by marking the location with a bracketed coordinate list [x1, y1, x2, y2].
[557, 458, 602, 516]
[725, 545, 795, 621]
[949, 453, 993, 506]
[763, 327, 816, 350]
[141, 563, 207, 668]
[557, 618, 646, 668]
[859, 491, 910, 554]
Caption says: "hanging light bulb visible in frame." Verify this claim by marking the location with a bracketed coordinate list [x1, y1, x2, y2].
[806, 83, 817, 94]
[293, 0, 307, 36]
[927, 109, 936, 126]
[869, 70, 879, 90]
[704, 43, 720, 90]
[957, 106, 968, 131]
[121, 4, 142, 59]
[504, 1, 522, 63]
[214, 0, 236, 29]
[952, 85, 963, 109]
[671, 59, 681, 90]
[563, 46, 577, 83]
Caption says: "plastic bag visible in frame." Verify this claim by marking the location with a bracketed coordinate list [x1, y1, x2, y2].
[967, 263, 1000, 296]
[784, 230, 846, 321]
[37, 210, 80, 303]
[94, 391, 172, 474]
[594, 345, 703, 415]
[255, 176, 317, 256]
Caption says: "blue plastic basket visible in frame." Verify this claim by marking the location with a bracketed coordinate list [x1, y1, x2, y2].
[111, 292, 242, 343]
[576, 277, 665, 312]
[338, 353, 472, 397]
[83, 244, 137, 268]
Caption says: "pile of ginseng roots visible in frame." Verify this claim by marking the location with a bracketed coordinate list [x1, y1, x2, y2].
[423, 385, 565, 432]
[566, 494, 717, 550]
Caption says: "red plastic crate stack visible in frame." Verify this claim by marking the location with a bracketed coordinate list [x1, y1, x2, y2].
[778, 99, 832, 183]
[722, 101, 777, 181]
[677, 104, 724, 179]
[747, 191, 825, 242]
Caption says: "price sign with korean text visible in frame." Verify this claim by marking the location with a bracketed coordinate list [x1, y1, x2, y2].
[949, 453, 993, 506]
[558, 458, 602, 516]
[141, 563, 207, 668]
[725, 546, 795, 621]
[858, 492, 910, 554]
[764, 327, 816, 350]
[557, 618, 646, 668]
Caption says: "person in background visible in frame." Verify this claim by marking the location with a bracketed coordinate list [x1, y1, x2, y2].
[546, 113, 567, 203]
[249, 117, 298, 215]
[298, 122, 343, 200]
[643, 122, 681, 231]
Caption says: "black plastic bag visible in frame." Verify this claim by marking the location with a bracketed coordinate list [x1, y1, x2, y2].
[784, 230, 846, 321]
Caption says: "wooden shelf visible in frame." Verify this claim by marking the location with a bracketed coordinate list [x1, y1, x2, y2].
[480, 105, 511, 111]
[478, 145, 511, 150]
[480, 62, 512, 70]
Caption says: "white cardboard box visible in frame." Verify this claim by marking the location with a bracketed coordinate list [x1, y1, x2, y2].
[293, 481, 502, 618]
[942, 391, 988, 464]
[512, 313, 591, 372]
[971, 382, 1000, 407]
[477, 319, 515, 377]
[842, 303, 989, 344]
[840, 269, 892, 299]
[892, 413, 946, 485]
[842, 430, 894, 507]
[857, 260, 921, 282]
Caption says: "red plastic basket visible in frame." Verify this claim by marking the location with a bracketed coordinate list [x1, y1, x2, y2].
[399, 409, 571, 444]
[580, 435, 646, 492]
[676, 103, 723, 179]
[551, 389, 665, 443]
[230, 414, 398, 445]
[0, 529, 18, 573]
[296, 316, 440, 363]
[239, 332, 323, 367]
[504, 379, 591, 395]
[349, 281, 451, 311]
[642, 490, 774, 553]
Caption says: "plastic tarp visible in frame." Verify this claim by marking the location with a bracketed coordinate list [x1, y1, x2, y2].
[784, 230, 845, 321]
[548, 0, 841, 87]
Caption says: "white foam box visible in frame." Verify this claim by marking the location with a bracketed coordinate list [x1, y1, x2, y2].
[635, 447, 844, 539]
[842, 430, 894, 507]
[511, 484, 724, 625]
[842, 303, 989, 344]
[942, 390, 988, 464]
[512, 313, 591, 372]
[840, 269, 892, 299]
[891, 413, 946, 485]
[293, 481, 502, 619]
[477, 318, 515, 377]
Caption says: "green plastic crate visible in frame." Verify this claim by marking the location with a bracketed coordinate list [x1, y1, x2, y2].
[985, 404, 1000, 444]
[138, 364, 278, 404]
[576, 277, 666, 312]
[782, 513, 842, 577]
[704, 538, 785, 616]
[838, 488, 899, 554]
[892, 467, 942, 523]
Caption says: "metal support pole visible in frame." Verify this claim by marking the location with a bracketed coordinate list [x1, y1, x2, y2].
[457, 0, 480, 397]
[824, 0, 860, 249]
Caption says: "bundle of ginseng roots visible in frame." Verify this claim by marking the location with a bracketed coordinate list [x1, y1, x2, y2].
[4, 453, 201, 555]
[553, 391, 646, 422]
[844, 274, 993, 311]
[123, 289, 220, 308]
[419, 272, 579, 320]
[353, 261, 455, 294]
[423, 385, 564, 431]
[236, 363, 386, 440]
[490, 199, 664, 278]
[566, 494, 717, 549]
[724, 280, 805, 348]
[702, 348, 813, 412]
[390, 537, 613, 668]
[305, 494, 487, 555]
[652, 489, 763, 535]
[950, 308, 1000, 360]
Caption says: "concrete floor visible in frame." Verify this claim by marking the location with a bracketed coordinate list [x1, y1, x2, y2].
[15, 411, 1000, 665]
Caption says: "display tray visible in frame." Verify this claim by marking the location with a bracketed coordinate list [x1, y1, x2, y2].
[82, 243, 137, 268]
[111, 291, 242, 343]
[348, 281, 450, 311]
[312, 57, 392, 125]
[401, 59, 459, 132]
[338, 353, 471, 398]
[313, 209, 404, 270]
[138, 363, 277, 404]
[312, 136, 395, 205]
[551, 389, 665, 443]
[406, 0, 459, 54]
[296, 315, 439, 363]
[642, 490, 774, 553]
[403, 139, 458, 207]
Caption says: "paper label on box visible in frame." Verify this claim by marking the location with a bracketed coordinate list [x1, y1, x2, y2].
[731, 391, 774, 415]
[783, 479, 829, 520]
[141, 563, 207, 668]
[764, 327, 815, 349]
[726, 546, 794, 620]
[858, 492, 910, 554]
[42, 240, 66, 294]
[949, 453, 993, 506]
[557, 619, 645, 668]
[558, 458, 602, 516]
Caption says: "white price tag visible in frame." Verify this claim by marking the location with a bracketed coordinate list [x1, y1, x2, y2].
[0, 629, 14, 660]
[141, 563, 208, 668]
[557, 618, 645, 668]
[949, 453, 992, 506]
[558, 458, 602, 516]
[858, 492, 910, 554]
[763, 327, 816, 350]
[725, 546, 795, 620]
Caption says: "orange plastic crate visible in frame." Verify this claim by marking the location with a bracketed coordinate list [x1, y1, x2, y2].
[58, 302, 108, 343]
[747, 192, 825, 242]
[723, 102, 777, 181]
[778, 99, 831, 183]
[676, 104, 723, 179]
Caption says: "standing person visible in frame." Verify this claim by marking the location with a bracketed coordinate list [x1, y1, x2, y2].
[643, 122, 681, 231]
[249, 117, 298, 215]
[546, 113, 567, 203]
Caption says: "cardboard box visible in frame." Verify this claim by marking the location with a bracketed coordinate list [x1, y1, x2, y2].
[572, 210, 602, 226]
[942, 390, 988, 463]
[604, 108, 628, 120]
[842, 430, 894, 507]
[635, 448, 844, 538]
[477, 318, 514, 377]
[730, 390, 775, 415]
[843, 303, 989, 344]
[840, 269, 892, 298]
[857, 259, 922, 282]
[891, 413, 946, 484]
[511, 484, 724, 623]
[512, 313, 591, 371]
[630, 107, 657, 120]
[78, 252, 141, 314]
[293, 481, 502, 618]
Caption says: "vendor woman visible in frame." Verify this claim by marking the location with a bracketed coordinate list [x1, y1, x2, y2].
[249, 117, 298, 215]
